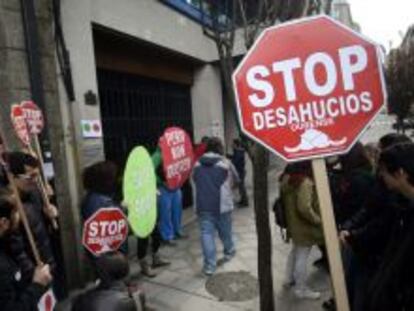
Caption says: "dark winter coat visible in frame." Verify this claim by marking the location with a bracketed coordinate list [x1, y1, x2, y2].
[342, 180, 397, 263]
[192, 152, 239, 216]
[230, 147, 246, 179]
[0, 237, 47, 311]
[335, 168, 375, 226]
[368, 198, 414, 311]
[9, 191, 55, 284]
[71, 281, 138, 311]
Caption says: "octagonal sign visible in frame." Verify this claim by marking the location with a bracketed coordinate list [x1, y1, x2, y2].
[233, 15, 386, 162]
[82, 207, 128, 257]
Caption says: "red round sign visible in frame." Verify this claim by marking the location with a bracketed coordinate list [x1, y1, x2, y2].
[159, 127, 194, 190]
[233, 16, 386, 162]
[10, 104, 30, 146]
[82, 208, 128, 257]
[21, 100, 44, 135]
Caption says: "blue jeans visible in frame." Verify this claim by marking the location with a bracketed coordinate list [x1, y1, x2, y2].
[198, 212, 235, 272]
[158, 187, 183, 241]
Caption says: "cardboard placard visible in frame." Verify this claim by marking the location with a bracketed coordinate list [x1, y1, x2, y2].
[123, 146, 157, 238]
[159, 127, 194, 190]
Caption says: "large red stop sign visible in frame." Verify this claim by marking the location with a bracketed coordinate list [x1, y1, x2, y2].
[233, 16, 386, 162]
[82, 208, 128, 257]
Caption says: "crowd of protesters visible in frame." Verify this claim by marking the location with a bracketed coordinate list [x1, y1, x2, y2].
[0, 133, 246, 310]
[278, 133, 414, 311]
[7, 128, 414, 311]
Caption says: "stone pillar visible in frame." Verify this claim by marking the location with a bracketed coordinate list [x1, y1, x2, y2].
[0, 0, 84, 290]
[191, 64, 225, 143]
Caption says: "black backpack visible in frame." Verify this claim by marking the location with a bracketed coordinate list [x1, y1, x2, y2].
[272, 196, 289, 242]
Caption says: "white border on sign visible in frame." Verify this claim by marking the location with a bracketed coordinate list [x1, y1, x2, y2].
[232, 14, 388, 163]
[81, 207, 129, 256]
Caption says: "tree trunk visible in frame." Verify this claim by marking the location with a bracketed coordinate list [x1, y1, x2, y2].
[252, 144, 274, 311]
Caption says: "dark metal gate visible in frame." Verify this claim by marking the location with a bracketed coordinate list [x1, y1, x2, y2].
[98, 68, 194, 164]
[97, 68, 194, 206]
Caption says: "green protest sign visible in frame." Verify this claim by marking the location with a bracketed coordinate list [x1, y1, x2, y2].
[123, 146, 157, 238]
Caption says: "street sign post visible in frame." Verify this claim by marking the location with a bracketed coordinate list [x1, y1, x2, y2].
[123, 146, 157, 238]
[159, 127, 194, 190]
[233, 15, 386, 311]
[82, 208, 128, 257]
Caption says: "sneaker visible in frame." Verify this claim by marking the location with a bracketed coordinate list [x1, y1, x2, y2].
[294, 289, 321, 300]
[203, 268, 215, 277]
[174, 232, 188, 240]
[238, 200, 249, 208]
[139, 259, 157, 278]
[152, 255, 171, 268]
[162, 240, 177, 247]
[217, 251, 236, 266]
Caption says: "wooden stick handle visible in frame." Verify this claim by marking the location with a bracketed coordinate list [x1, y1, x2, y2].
[6, 170, 42, 265]
[1, 120, 42, 265]
[312, 159, 350, 311]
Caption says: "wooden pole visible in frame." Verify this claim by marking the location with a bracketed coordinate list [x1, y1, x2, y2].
[0, 130, 42, 265]
[312, 158, 350, 311]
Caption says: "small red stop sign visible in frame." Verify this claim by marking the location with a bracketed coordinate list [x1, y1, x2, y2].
[233, 16, 386, 162]
[82, 208, 128, 256]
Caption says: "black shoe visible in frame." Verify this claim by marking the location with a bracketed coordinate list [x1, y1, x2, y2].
[238, 200, 249, 208]
[162, 240, 177, 247]
[174, 232, 188, 240]
[313, 257, 328, 269]
[322, 298, 336, 310]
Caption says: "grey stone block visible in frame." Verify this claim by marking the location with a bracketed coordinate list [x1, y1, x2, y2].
[4, 49, 30, 89]
[1, 0, 20, 12]
[0, 9, 25, 49]
[41, 56, 58, 92]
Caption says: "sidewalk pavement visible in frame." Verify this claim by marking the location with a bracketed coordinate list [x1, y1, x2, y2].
[128, 170, 331, 311]
[58, 169, 332, 310]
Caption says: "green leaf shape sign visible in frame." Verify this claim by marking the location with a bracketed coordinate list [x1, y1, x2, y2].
[123, 146, 157, 238]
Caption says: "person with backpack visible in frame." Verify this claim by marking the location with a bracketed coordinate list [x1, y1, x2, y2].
[280, 161, 324, 300]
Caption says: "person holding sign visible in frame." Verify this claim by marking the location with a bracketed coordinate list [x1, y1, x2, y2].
[152, 147, 185, 245]
[0, 189, 53, 311]
[81, 161, 128, 256]
[5, 152, 57, 286]
[280, 161, 324, 300]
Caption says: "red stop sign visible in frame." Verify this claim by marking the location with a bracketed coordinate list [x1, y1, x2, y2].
[82, 208, 128, 256]
[233, 16, 386, 162]
[20, 100, 44, 135]
[159, 127, 194, 190]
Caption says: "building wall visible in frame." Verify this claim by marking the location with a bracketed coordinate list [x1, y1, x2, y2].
[60, 0, 224, 150]
[0, 0, 84, 290]
[59, 0, 226, 201]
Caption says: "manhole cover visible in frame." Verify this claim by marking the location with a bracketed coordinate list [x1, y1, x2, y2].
[205, 271, 259, 301]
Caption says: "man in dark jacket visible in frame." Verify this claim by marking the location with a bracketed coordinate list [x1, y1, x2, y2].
[193, 138, 238, 276]
[230, 139, 249, 207]
[5, 152, 57, 286]
[365, 142, 414, 311]
[0, 190, 53, 311]
[72, 251, 145, 311]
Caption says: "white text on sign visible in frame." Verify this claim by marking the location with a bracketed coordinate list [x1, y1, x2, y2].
[246, 45, 373, 132]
